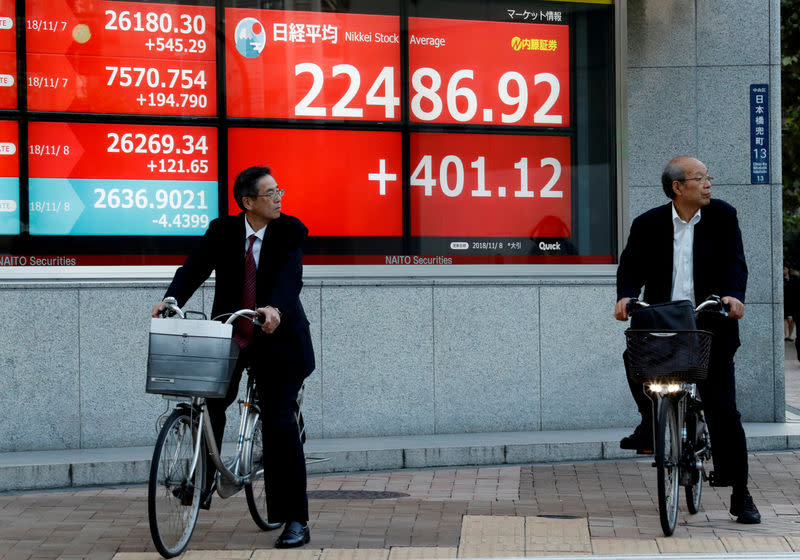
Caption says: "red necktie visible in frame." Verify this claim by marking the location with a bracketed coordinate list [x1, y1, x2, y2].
[234, 234, 257, 348]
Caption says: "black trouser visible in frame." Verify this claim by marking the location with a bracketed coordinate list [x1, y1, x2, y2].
[624, 334, 749, 489]
[207, 347, 309, 523]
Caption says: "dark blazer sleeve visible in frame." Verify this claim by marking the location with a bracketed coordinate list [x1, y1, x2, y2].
[266, 220, 307, 316]
[693, 200, 747, 304]
[616, 204, 673, 303]
[617, 214, 647, 301]
[255, 214, 315, 378]
[164, 217, 222, 307]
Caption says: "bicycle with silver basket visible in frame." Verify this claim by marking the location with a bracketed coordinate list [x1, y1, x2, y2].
[624, 295, 728, 536]
[145, 297, 320, 557]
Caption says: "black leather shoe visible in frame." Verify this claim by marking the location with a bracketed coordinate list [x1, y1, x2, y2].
[730, 490, 761, 524]
[619, 423, 653, 454]
[275, 521, 310, 548]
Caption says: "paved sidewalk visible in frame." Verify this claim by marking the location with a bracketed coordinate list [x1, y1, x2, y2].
[4, 450, 800, 559]
[1, 347, 800, 559]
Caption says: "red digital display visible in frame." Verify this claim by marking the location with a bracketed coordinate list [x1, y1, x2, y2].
[228, 128, 402, 237]
[0, 4, 621, 267]
[410, 132, 571, 237]
[29, 122, 216, 180]
[0, 120, 19, 234]
[28, 122, 217, 235]
[0, 0, 16, 109]
[408, 17, 569, 127]
[0, 119, 17, 176]
[225, 8, 401, 121]
[26, 0, 215, 115]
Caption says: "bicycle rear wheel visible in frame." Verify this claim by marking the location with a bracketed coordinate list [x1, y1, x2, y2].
[244, 411, 282, 531]
[656, 400, 680, 536]
[148, 408, 204, 558]
[684, 407, 707, 514]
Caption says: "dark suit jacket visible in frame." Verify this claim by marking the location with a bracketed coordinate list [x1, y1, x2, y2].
[165, 213, 315, 381]
[616, 199, 748, 351]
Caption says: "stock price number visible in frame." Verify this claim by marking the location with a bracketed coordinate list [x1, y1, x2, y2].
[153, 214, 210, 229]
[294, 63, 399, 119]
[146, 37, 208, 54]
[105, 10, 207, 36]
[107, 132, 209, 156]
[410, 68, 562, 125]
[93, 187, 209, 210]
[147, 159, 209, 174]
[410, 154, 563, 198]
[105, 66, 207, 90]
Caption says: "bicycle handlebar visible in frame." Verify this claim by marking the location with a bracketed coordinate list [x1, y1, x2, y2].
[625, 298, 648, 314]
[625, 295, 729, 317]
[160, 297, 185, 319]
[158, 298, 266, 326]
[695, 295, 729, 316]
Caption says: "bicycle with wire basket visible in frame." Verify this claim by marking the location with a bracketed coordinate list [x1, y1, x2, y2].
[624, 295, 728, 536]
[145, 297, 326, 558]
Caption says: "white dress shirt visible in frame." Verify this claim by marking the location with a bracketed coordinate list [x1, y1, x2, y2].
[671, 203, 701, 304]
[244, 219, 266, 268]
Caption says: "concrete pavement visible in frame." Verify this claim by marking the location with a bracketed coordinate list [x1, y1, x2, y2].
[1, 341, 800, 559]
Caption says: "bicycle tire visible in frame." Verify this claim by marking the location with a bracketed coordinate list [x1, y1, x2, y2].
[244, 411, 282, 531]
[685, 407, 706, 514]
[656, 400, 680, 536]
[148, 408, 204, 558]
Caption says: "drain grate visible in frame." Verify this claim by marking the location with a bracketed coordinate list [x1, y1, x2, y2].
[536, 514, 583, 519]
[307, 490, 410, 500]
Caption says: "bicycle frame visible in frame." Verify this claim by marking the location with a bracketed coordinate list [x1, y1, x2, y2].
[181, 371, 262, 492]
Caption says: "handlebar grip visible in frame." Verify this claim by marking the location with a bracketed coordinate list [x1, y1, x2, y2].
[625, 298, 639, 314]
[253, 313, 266, 327]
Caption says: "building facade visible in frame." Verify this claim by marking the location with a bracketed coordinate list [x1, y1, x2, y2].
[0, 0, 784, 454]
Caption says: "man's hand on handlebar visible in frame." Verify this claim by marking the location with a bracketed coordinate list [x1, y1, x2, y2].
[722, 296, 744, 320]
[256, 306, 281, 334]
[151, 301, 167, 318]
[614, 297, 632, 321]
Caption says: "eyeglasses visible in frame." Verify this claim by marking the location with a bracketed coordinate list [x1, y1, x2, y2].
[253, 188, 285, 201]
[679, 175, 713, 184]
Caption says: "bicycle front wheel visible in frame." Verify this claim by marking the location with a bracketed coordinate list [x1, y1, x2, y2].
[244, 411, 282, 531]
[148, 408, 204, 558]
[656, 400, 680, 536]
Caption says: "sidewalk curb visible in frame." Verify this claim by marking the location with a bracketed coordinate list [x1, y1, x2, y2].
[2, 423, 799, 492]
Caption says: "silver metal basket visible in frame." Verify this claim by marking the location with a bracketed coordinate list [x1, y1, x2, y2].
[146, 318, 240, 398]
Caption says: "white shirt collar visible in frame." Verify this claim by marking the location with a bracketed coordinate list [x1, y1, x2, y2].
[671, 203, 702, 226]
[244, 217, 266, 241]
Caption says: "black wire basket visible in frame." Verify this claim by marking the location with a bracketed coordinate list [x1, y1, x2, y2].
[625, 329, 712, 383]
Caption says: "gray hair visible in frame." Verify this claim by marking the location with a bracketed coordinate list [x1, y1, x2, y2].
[661, 158, 687, 199]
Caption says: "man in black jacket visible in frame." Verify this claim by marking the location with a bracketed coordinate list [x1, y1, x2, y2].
[614, 156, 759, 524]
[152, 166, 315, 547]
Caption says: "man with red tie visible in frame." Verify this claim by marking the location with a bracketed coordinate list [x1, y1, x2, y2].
[151, 166, 315, 548]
